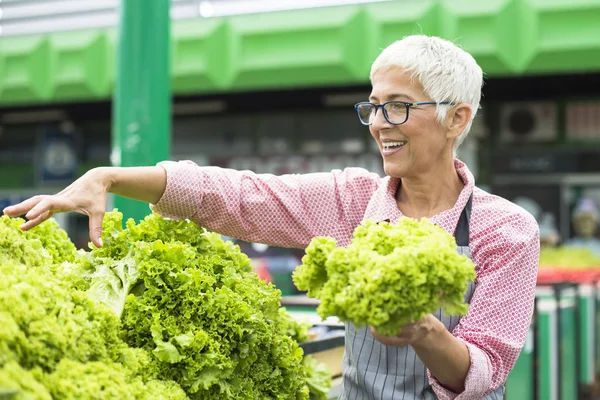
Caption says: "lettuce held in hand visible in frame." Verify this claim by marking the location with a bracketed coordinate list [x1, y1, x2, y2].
[293, 218, 476, 336]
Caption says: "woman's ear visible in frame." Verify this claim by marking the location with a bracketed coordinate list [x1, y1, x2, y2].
[445, 103, 472, 140]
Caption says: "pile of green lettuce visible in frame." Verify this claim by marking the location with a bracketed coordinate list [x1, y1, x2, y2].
[278, 310, 331, 400]
[0, 211, 329, 400]
[0, 215, 187, 400]
[293, 218, 477, 336]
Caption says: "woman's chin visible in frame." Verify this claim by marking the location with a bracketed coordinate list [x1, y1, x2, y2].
[383, 163, 407, 178]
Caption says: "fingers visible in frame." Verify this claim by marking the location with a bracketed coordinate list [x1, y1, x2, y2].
[19, 210, 54, 231]
[24, 198, 58, 221]
[2, 195, 46, 217]
[89, 212, 105, 247]
[19, 195, 74, 222]
[3, 190, 107, 247]
[2, 196, 54, 231]
[370, 327, 405, 346]
[370, 326, 415, 347]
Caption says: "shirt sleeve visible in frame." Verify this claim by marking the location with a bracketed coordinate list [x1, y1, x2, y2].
[150, 160, 382, 249]
[429, 212, 540, 399]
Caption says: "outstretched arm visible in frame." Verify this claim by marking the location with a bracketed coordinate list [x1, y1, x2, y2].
[151, 161, 382, 248]
[4, 161, 382, 250]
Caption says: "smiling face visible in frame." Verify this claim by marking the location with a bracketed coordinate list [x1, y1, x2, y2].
[369, 66, 459, 179]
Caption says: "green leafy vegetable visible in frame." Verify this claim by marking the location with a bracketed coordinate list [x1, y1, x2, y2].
[302, 356, 331, 400]
[539, 246, 600, 268]
[0, 210, 329, 399]
[293, 218, 476, 336]
[0, 259, 124, 374]
[80, 211, 309, 399]
[0, 362, 51, 400]
[279, 307, 311, 343]
[0, 215, 186, 399]
[0, 215, 76, 267]
[42, 359, 189, 400]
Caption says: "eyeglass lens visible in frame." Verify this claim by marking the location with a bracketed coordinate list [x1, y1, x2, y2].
[357, 103, 408, 125]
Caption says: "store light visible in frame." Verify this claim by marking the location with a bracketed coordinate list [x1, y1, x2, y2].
[199, 1, 214, 18]
[198, 0, 393, 18]
[0, 0, 391, 37]
[0, 0, 194, 37]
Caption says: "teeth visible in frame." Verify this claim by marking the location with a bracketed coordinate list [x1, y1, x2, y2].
[383, 141, 406, 149]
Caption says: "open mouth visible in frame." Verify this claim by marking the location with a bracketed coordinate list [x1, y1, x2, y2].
[382, 141, 407, 151]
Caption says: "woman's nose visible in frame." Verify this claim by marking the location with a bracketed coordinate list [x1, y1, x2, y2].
[371, 108, 392, 130]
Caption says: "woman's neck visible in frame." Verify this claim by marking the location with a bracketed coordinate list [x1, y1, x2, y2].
[396, 159, 464, 219]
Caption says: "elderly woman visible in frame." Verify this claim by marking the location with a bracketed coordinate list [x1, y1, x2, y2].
[4, 35, 539, 399]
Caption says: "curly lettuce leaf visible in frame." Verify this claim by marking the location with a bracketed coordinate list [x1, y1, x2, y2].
[0, 362, 51, 400]
[279, 308, 311, 343]
[0, 211, 196, 399]
[86, 254, 140, 318]
[302, 356, 331, 400]
[42, 358, 188, 400]
[75, 211, 310, 400]
[293, 217, 476, 336]
[0, 261, 124, 373]
[0, 215, 76, 268]
[292, 237, 337, 299]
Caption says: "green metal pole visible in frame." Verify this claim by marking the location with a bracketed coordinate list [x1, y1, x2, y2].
[111, 0, 171, 223]
[536, 286, 559, 400]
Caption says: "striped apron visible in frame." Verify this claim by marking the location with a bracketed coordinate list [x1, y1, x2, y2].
[340, 195, 505, 399]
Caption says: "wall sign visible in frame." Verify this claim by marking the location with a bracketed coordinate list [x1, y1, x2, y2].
[492, 150, 600, 175]
[37, 129, 79, 184]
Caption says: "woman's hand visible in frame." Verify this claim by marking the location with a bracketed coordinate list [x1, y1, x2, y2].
[372, 314, 470, 394]
[3, 167, 112, 247]
[370, 314, 439, 347]
[3, 165, 167, 248]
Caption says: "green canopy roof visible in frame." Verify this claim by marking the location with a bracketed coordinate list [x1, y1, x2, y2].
[1, 0, 599, 106]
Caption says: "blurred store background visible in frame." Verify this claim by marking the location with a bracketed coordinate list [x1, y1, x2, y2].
[1, 1, 600, 398]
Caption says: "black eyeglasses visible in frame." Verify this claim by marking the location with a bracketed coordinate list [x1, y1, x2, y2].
[354, 101, 454, 126]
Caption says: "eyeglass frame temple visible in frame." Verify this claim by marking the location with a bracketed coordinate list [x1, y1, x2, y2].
[354, 101, 455, 126]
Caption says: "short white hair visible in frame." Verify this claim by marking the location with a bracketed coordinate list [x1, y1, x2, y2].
[370, 35, 483, 154]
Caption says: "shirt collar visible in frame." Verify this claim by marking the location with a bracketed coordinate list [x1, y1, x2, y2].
[367, 159, 475, 234]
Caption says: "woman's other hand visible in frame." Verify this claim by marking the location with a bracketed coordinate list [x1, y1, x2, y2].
[3, 167, 112, 247]
[370, 314, 439, 347]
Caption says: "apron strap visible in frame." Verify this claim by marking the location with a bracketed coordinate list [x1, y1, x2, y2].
[454, 193, 473, 247]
